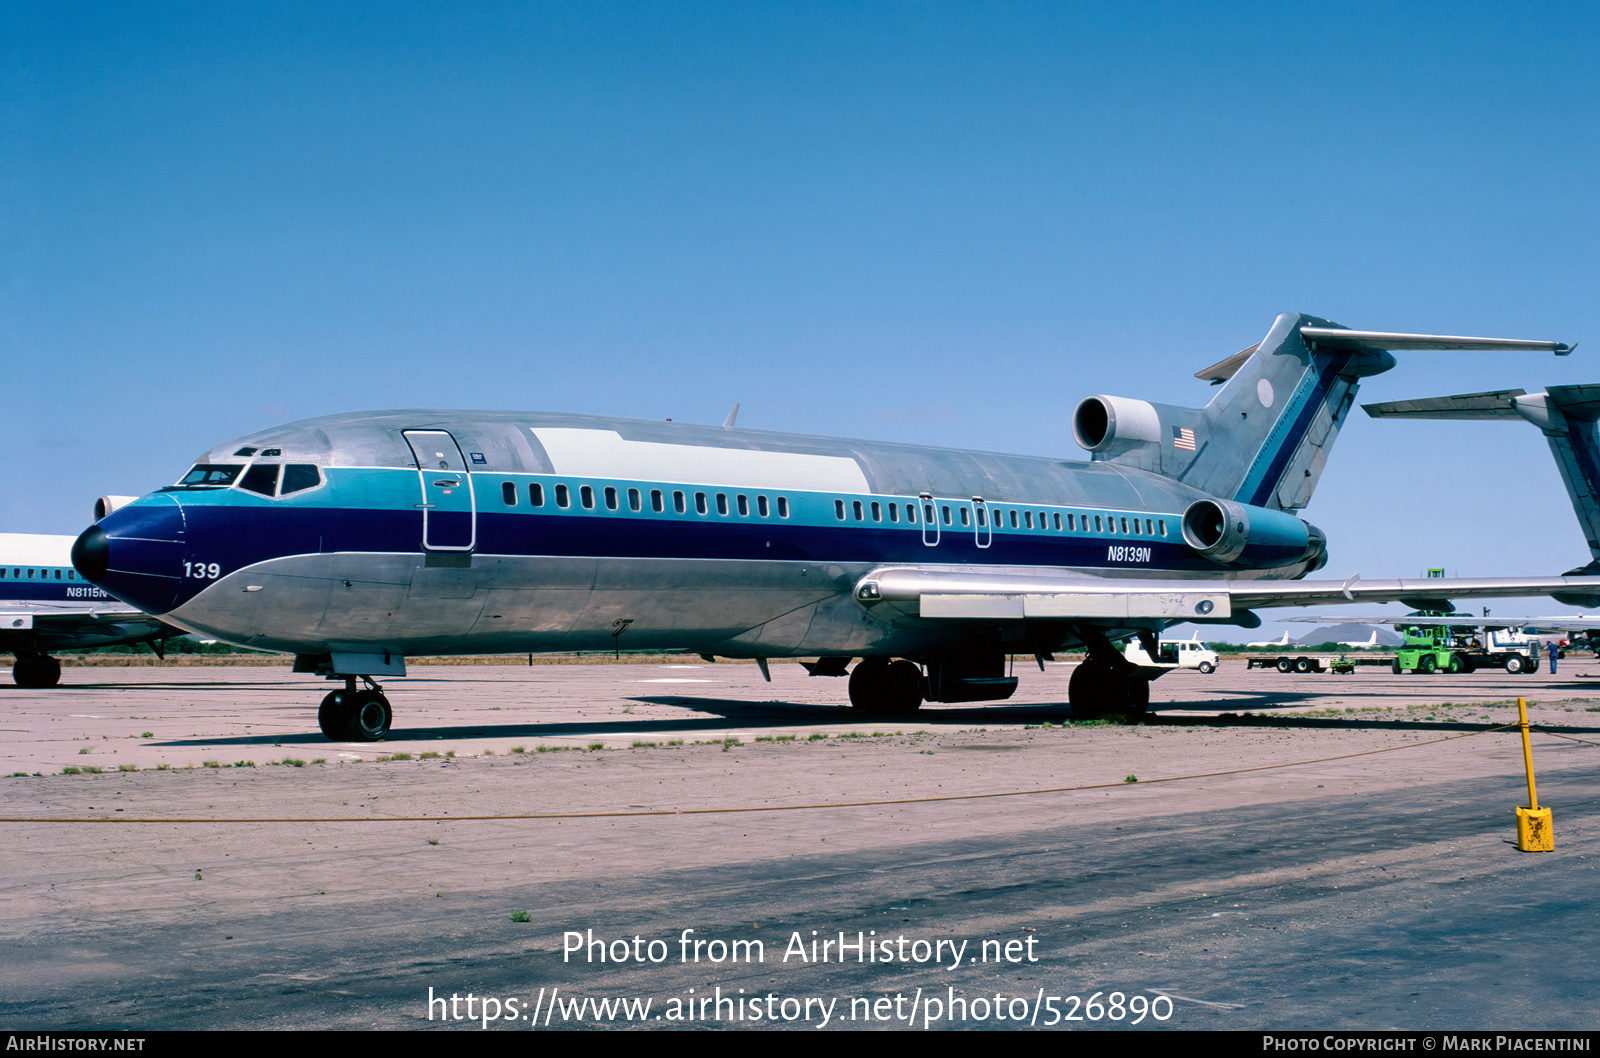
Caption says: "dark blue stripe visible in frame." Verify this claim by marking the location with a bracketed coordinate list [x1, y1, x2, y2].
[1242, 353, 1350, 507]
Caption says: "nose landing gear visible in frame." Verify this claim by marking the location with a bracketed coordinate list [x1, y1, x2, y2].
[12, 653, 61, 688]
[318, 677, 393, 741]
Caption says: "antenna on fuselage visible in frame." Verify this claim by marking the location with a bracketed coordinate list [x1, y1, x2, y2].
[723, 403, 740, 428]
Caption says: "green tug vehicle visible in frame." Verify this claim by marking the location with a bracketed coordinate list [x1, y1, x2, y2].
[1391, 612, 1541, 675]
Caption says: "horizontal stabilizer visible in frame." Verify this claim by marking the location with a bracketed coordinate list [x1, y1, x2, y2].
[1362, 389, 1528, 420]
[1300, 328, 1573, 354]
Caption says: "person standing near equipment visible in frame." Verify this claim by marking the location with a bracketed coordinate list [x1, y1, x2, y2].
[1549, 641, 1559, 675]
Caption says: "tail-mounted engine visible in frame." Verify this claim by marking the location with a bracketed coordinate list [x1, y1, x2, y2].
[1182, 498, 1327, 572]
[93, 496, 139, 522]
[1072, 396, 1163, 459]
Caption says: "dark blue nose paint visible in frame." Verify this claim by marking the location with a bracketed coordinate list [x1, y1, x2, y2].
[73, 496, 188, 614]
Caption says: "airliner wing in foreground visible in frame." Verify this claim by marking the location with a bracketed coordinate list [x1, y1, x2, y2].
[72, 312, 1591, 739]
[1, 532, 176, 686]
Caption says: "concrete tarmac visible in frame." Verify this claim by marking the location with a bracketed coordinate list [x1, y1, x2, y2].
[2, 659, 1598, 1031]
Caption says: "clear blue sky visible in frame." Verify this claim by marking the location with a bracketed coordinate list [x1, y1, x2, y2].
[6, 1, 1598, 636]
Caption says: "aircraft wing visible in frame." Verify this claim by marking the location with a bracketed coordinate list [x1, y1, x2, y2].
[853, 567, 1600, 625]
[0, 603, 177, 650]
[1279, 615, 1532, 629]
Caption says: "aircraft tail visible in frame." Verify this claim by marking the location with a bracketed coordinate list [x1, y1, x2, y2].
[1074, 313, 1572, 512]
[1364, 384, 1600, 568]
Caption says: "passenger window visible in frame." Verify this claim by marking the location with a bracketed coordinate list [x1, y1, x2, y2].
[835, 500, 846, 520]
[777, 496, 789, 518]
[1009, 510, 1019, 529]
[852, 500, 864, 521]
[530, 483, 545, 507]
[941, 505, 952, 525]
[239, 464, 280, 497]
[1159, 520, 1167, 537]
[501, 482, 517, 506]
[629, 488, 641, 512]
[674, 491, 686, 514]
[959, 507, 969, 527]
[1094, 515, 1103, 532]
[1067, 513, 1076, 531]
[1053, 513, 1062, 531]
[280, 465, 321, 495]
[580, 485, 595, 509]
[651, 489, 664, 512]
[1120, 517, 1129, 534]
[556, 484, 570, 508]
[695, 492, 708, 515]
[717, 494, 728, 515]
[737, 494, 749, 516]
[1024, 511, 1033, 529]
[888, 502, 898, 522]
[1145, 518, 1154, 535]
[604, 486, 618, 510]
[757, 495, 769, 517]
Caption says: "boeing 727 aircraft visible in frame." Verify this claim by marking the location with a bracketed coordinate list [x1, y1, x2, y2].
[2, 528, 176, 686]
[71, 313, 1600, 740]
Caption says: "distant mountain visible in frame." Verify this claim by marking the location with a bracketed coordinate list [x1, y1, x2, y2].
[1295, 623, 1402, 647]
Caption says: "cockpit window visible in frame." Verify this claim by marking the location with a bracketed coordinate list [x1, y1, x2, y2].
[238, 464, 280, 497]
[175, 464, 243, 488]
[280, 464, 322, 495]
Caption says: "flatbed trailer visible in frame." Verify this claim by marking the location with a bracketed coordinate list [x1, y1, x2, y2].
[1244, 654, 1392, 674]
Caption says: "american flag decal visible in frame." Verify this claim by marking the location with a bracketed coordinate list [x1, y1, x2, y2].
[1173, 426, 1196, 451]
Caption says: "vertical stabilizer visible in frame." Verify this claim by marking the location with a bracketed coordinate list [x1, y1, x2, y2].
[1364, 383, 1600, 563]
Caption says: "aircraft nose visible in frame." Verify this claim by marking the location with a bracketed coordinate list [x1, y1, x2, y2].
[71, 525, 109, 581]
[74, 495, 188, 614]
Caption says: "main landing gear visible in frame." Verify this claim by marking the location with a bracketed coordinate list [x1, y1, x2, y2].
[12, 653, 62, 688]
[318, 677, 393, 741]
[1069, 629, 1155, 723]
[847, 658, 925, 716]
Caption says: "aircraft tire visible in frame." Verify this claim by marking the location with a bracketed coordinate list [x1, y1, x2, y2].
[347, 690, 393, 741]
[13, 655, 61, 688]
[318, 690, 355, 740]
[1069, 661, 1149, 723]
[847, 659, 922, 715]
[1505, 655, 1525, 675]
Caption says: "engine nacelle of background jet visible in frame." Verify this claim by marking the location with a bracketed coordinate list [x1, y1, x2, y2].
[93, 496, 139, 522]
[1072, 395, 1163, 457]
[1182, 498, 1327, 571]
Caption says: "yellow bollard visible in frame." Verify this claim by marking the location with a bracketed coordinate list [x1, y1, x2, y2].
[1515, 696, 1554, 852]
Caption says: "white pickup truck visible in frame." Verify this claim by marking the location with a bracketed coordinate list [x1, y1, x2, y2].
[1122, 638, 1219, 673]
